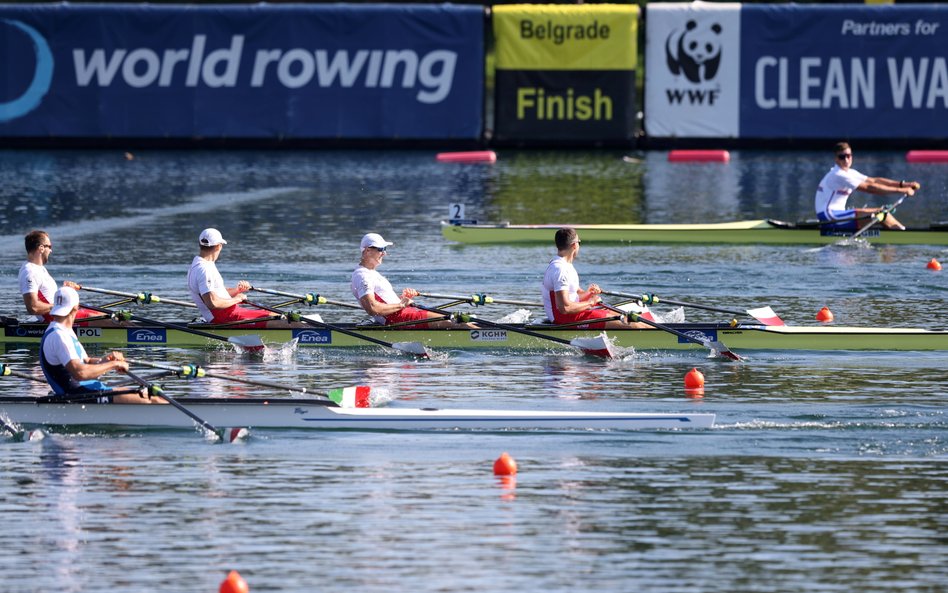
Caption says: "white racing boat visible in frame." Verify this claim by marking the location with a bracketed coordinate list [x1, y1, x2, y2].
[0, 395, 715, 432]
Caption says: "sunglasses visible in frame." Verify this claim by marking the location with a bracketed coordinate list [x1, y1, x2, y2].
[371, 246, 387, 252]
[836, 153, 852, 160]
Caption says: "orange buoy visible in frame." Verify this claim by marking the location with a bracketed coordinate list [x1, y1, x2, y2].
[220, 570, 249, 593]
[493, 452, 518, 476]
[816, 307, 834, 323]
[435, 150, 497, 164]
[905, 150, 948, 163]
[668, 149, 730, 163]
[927, 258, 942, 271]
[684, 368, 705, 397]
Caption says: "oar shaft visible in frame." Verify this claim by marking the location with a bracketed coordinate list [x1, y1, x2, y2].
[80, 286, 198, 309]
[128, 359, 326, 399]
[251, 287, 362, 309]
[414, 303, 573, 346]
[602, 290, 745, 317]
[245, 300, 410, 351]
[124, 369, 228, 438]
[83, 304, 234, 344]
[419, 292, 543, 307]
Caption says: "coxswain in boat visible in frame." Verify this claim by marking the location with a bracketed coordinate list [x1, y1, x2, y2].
[187, 228, 280, 328]
[351, 233, 475, 329]
[19, 230, 102, 325]
[814, 142, 920, 232]
[39, 286, 156, 404]
[542, 228, 649, 330]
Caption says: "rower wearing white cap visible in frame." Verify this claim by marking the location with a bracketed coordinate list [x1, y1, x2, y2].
[351, 233, 473, 329]
[187, 228, 275, 328]
[39, 286, 156, 404]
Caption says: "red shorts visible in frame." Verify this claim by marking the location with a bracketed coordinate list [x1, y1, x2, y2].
[552, 307, 613, 330]
[384, 306, 435, 328]
[211, 305, 273, 329]
[43, 307, 102, 326]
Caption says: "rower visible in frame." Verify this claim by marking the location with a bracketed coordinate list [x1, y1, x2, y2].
[39, 286, 157, 404]
[542, 228, 648, 330]
[814, 142, 920, 232]
[351, 232, 475, 329]
[19, 230, 101, 324]
[187, 228, 286, 328]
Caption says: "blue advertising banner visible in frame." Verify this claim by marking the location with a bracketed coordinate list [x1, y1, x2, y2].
[739, 5, 948, 138]
[0, 4, 484, 140]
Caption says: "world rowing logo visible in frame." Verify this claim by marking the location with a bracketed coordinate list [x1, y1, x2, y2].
[0, 19, 53, 123]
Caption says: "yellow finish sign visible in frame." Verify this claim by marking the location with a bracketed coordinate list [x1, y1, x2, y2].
[494, 4, 638, 71]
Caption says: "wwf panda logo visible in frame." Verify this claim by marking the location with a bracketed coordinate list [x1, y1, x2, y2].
[666, 20, 723, 83]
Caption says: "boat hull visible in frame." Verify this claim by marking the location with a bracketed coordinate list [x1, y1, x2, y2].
[2, 320, 945, 351]
[0, 396, 714, 431]
[441, 220, 948, 246]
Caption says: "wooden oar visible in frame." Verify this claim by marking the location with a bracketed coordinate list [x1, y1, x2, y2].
[79, 285, 198, 309]
[128, 359, 374, 408]
[598, 302, 743, 361]
[124, 369, 248, 443]
[82, 304, 265, 352]
[418, 292, 544, 308]
[246, 291, 430, 358]
[602, 290, 784, 326]
[250, 287, 363, 310]
[414, 303, 614, 358]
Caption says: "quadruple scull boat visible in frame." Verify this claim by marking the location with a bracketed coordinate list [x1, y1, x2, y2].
[441, 219, 948, 246]
[0, 396, 715, 432]
[2, 318, 945, 351]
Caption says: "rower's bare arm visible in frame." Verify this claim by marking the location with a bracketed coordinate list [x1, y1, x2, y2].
[203, 291, 244, 310]
[23, 292, 52, 315]
[359, 294, 407, 317]
[859, 177, 916, 196]
[555, 289, 597, 315]
[67, 358, 128, 381]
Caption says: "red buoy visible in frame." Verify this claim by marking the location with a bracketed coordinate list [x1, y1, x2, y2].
[493, 452, 518, 476]
[436, 150, 497, 164]
[220, 570, 249, 593]
[816, 307, 834, 323]
[927, 258, 942, 271]
[684, 368, 705, 397]
[668, 149, 730, 163]
[905, 150, 948, 163]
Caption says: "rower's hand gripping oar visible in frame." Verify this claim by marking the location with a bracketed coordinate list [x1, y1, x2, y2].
[128, 359, 375, 408]
[598, 302, 743, 361]
[123, 368, 248, 443]
[602, 290, 784, 327]
[78, 286, 198, 309]
[82, 304, 265, 352]
[247, 289, 430, 359]
[413, 303, 615, 359]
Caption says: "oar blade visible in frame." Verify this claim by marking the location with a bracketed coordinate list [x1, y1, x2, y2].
[569, 333, 616, 359]
[227, 334, 266, 352]
[708, 340, 743, 361]
[219, 427, 251, 443]
[392, 341, 431, 359]
[746, 306, 784, 326]
[327, 385, 374, 408]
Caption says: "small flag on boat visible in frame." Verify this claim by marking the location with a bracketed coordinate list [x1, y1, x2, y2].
[328, 386, 372, 408]
[746, 306, 784, 326]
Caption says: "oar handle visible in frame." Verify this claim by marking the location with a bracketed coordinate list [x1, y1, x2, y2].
[80, 286, 198, 309]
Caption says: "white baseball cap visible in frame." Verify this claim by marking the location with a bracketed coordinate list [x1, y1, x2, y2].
[360, 233, 393, 251]
[199, 228, 227, 247]
[50, 286, 80, 317]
